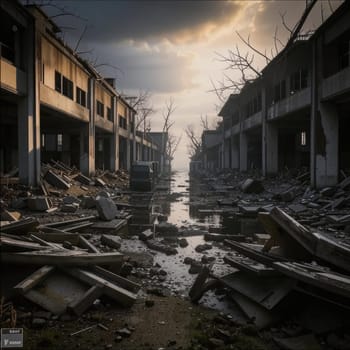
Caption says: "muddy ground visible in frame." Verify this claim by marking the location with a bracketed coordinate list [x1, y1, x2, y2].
[2, 169, 350, 350]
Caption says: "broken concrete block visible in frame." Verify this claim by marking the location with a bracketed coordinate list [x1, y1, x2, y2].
[95, 196, 118, 221]
[195, 243, 212, 253]
[80, 196, 96, 209]
[44, 170, 70, 190]
[155, 222, 179, 235]
[320, 187, 337, 197]
[178, 238, 189, 247]
[101, 234, 122, 249]
[61, 203, 79, 213]
[11, 198, 27, 209]
[241, 179, 264, 194]
[27, 197, 51, 211]
[63, 196, 80, 205]
[138, 229, 154, 241]
[74, 173, 92, 185]
[189, 260, 203, 274]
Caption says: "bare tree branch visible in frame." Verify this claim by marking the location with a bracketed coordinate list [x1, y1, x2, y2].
[236, 31, 271, 64]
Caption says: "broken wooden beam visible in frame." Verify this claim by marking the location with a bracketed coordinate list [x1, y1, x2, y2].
[14, 265, 55, 294]
[67, 285, 102, 316]
[64, 268, 137, 307]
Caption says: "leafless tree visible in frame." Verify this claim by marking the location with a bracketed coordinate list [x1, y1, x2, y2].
[184, 124, 202, 159]
[211, 0, 319, 101]
[125, 91, 155, 133]
[160, 98, 181, 168]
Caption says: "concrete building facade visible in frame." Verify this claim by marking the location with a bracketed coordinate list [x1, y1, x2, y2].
[203, 1, 350, 188]
[0, 0, 165, 185]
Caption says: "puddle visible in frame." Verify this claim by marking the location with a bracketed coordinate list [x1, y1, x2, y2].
[127, 170, 262, 313]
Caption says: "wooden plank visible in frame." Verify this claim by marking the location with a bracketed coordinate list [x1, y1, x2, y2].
[273, 262, 350, 299]
[78, 236, 100, 253]
[2, 250, 123, 266]
[24, 271, 87, 315]
[269, 207, 316, 254]
[1, 218, 39, 234]
[67, 285, 102, 316]
[42, 216, 97, 228]
[313, 232, 350, 273]
[93, 266, 141, 293]
[30, 234, 65, 250]
[0, 236, 43, 251]
[223, 255, 279, 276]
[227, 289, 280, 329]
[64, 268, 137, 307]
[189, 266, 210, 302]
[14, 265, 55, 294]
[33, 231, 80, 245]
[224, 239, 286, 266]
[219, 271, 294, 310]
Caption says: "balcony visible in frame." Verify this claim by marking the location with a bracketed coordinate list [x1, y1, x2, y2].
[0, 57, 26, 95]
[322, 66, 350, 100]
[268, 87, 311, 120]
[40, 83, 89, 122]
[95, 116, 113, 133]
[242, 111, 262, 131]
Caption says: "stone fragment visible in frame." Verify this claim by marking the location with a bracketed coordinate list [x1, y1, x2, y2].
[63, 196, 80, 204]
[115, 328, 131, 338]
[138, 229, 154, 241]
[241, 178, 264, 194]
[101, 234, 122, 249]
[95, 196, 118, 221]
[178, 238, 189, 247]
[80, 196, 96, 209]
[189, 260, 202, 274]
[27, 197, 51, 211]
[61, 204, 79, 213]
[195, 243, 212, 253]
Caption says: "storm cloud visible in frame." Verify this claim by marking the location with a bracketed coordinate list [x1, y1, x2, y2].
[47, 1, 243, 44]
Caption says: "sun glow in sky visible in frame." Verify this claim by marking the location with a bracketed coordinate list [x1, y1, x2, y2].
[45, 0, 343, 169]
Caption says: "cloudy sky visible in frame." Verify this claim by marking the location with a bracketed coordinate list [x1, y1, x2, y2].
[45, 0, 343, 169]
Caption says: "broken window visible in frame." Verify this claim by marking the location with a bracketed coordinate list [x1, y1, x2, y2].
[96, 100, 104, 117]
[339, 38, 350, 70]
[107, 107, 113, 121]
[62, 76, 73, 99]
[57, 134, 63, 151]
[119, 115, 127, 129]
[290, 69, 308, 94]
[76, 87, 86, 107]
[55, 71, 62, 93]
[273, 80, 286, 103]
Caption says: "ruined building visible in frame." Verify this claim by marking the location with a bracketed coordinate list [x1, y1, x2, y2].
[202, 1, 350, 188]
[0, 0, 166, 185]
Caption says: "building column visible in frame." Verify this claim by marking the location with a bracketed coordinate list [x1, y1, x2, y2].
[110, 96, 119, 172]
[239, 131, 248, 171]
[223, 138, 231, 168]
[80, 78, 95, 175]
[262, 121, 278, 176]
[311, 102, 338, 188]
[231, 135, 239, 169]
[18, 19, 40, 185]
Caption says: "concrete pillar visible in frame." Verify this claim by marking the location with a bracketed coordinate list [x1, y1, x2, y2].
[310, 37, 338, 188]
[126, 139, 131, 170]
[224, 138, 231, 168]
[80, 78, 95, 175]
[312, 102, 338, 188]
[18, 19, 40, 185]
[110, 96, 119, 171]
[262, 122, 278, 175]
[239, 132, 248, 171]
[231, 135, 239, 169]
